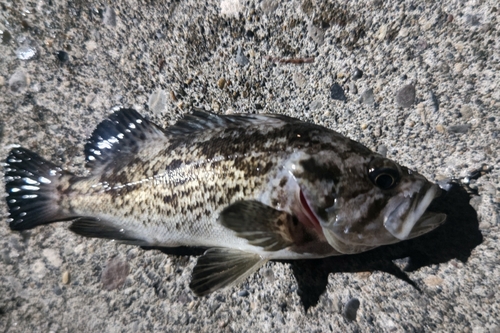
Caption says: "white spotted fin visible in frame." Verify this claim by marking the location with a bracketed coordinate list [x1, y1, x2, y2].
[84, 108, 166, 174]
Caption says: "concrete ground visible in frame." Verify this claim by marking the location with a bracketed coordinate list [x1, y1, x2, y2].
[0, 0, 499, 332]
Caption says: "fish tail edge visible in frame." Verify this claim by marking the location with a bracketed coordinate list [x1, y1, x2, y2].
[4, 147, 73, 231]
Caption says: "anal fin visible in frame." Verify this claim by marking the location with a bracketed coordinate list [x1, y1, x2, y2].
[69, 218, 149, 246]
[190, 248, 267, 296]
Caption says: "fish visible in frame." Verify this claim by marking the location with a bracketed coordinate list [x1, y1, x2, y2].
[3, 108, 446, 296]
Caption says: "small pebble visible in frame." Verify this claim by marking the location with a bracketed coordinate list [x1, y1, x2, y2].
[32, 259, 47, 279]
[292, 72, 306, 87]
[2, 30, 12, 44]
[170, 90, 177, 102]
[16, 45, 37, 60]
[261, 0, 278, 13]
[465, 14, 480, 26]
[262, 268, 274, 282]
[164, 263, 173, 275]
[178, 291, 191, 305]
[416, 38, 428, 52]
[101, 256, 130, 291]
[352, 67, 363, 80]
[9, 71, 29, 93]
[0, 76, 5, 86]
[377, 24, 388, 40]
[53, 285, 63, 296]
[349, 82, 358, 95]
[156, 30, 166, 39]
[447, 124, 471, 134]
[1, 249, 11, 264]
[238, 290, 249, 297]
[377, 145, 388, 157]
[309, 99, 322, 110]
[460, 105, 473, 119]
[211, 100, 220, 112]
[395, 84, 416, 108]
[235, 46, 249, 66]
[429, 91, 439, 112]
[221, 0, 243, 17]
[359, 88, 374, 105]
[217, 77, 226, 89]
[62, 271, 70, 285]
[360, 123, 368, 130]
[436, 124, 445, 133]
[330, 83, 346, 101]
[308, 23, 325, 45]
[343, 298, 360, 321]
[103, 6, 117, 27]
[424, 275, 444, 287]
[55, 51, 69, 63]
[43, 248, 62, 268]
[149, 89, 167, 114]
[416, 102, 426, 121]
[469, 195, 482, 211]
[356, 272, 372, 279]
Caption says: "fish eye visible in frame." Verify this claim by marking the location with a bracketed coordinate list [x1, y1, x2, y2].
[369, 168, 399, 189]
[368, 158, 401, 190]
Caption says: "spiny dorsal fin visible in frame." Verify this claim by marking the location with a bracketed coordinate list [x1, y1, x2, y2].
[219, 200, 302, 251]
[84, 108, 166, 172]
[190, 248, 266, 296]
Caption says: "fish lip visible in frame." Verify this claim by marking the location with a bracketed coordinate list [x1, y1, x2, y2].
[384, 183, 444, 240]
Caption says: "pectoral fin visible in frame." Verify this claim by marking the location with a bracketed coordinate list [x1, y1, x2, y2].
[219, 200, 305, 251]
[190, 248, 267, 296]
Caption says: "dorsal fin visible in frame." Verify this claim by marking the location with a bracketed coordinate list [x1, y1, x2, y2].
[84, 108, 166, 171]
[164, 110, 296, 136]
[84, 109, 297, 172]
[165, 110, 248, 136]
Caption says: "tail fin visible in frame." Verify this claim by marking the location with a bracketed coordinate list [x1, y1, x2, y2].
[4, 148, 73, 230]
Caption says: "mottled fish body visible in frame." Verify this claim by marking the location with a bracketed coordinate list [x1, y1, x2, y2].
[4, 109, 446, 295]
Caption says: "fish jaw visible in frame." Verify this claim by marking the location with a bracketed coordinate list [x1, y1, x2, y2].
[383, 182, 446, 240]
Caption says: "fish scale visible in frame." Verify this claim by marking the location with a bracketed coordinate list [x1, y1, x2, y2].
[3, 108, 446, 296]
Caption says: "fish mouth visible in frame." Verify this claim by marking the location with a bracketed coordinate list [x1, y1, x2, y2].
[384, 183, 446, 240]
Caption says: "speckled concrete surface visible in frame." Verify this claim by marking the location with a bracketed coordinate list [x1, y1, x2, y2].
[1, 0, 499, 332]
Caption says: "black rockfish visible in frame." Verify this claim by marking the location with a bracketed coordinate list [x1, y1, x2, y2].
[3, 109, 446, 295]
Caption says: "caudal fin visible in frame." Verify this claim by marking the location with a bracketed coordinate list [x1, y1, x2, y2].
[4, 148, 73, 230]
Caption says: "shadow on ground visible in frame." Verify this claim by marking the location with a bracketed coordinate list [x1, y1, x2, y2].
[287, 183, 483, 311]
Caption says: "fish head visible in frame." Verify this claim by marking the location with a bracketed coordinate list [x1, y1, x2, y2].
[295, 154, 446, 255]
